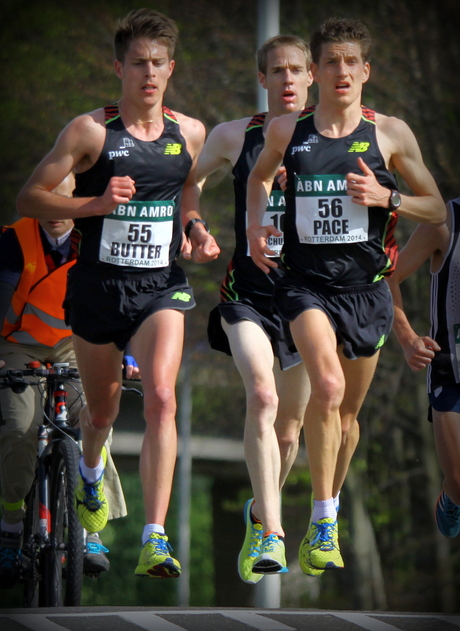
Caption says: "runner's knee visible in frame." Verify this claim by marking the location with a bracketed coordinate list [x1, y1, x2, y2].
[310, 373, 345, 412]
[144, 385, 177, 423]
[247, 385, 278, 420]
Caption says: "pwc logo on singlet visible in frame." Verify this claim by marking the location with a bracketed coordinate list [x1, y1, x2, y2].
[108, 138, 134, 160]
[290, 135, 319, 155]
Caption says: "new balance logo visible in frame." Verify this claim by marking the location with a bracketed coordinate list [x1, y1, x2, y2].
[171, 292, 191, 302]
[120, 138, 135, 148]
[164, 143, 182, 155]
[348, 142, 370, 153]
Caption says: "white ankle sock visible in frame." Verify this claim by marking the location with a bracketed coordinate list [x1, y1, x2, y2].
[79, 455, 104, 483]
[142, 523, 165, 545]
[334, 492, 341, 511]
[312, 498, 336, 523]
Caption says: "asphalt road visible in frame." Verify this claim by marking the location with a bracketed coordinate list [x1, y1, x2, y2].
[1, 608, 459, 631]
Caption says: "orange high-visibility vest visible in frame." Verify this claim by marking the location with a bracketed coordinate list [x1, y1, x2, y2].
[1, 218, 75, 347]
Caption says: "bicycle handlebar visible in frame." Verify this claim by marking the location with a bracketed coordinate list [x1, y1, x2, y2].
[0, 363, 80, 393]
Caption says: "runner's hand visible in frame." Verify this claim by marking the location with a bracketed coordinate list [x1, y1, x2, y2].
[276, 166, 287, 192]
[123, 355, 140, 379]
[246, 224, 280, 274]
[346, 158, 391, 207]
[187, 225, 220, 263]
[99, 176, 136, 215]
[181, 231, 193, 260]
[403, 335, 440, 372]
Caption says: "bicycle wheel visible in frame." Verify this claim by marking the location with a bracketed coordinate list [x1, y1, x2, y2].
[22, 479, 41, 607]
[43, 437, 84, 606]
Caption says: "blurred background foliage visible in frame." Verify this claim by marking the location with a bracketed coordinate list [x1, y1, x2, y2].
[1, 0, 459, 613]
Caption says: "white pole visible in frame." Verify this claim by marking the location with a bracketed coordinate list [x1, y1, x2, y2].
[177, 349, 192, 606]
[257, 0, 280, 112]
[255, 0, 281, 608]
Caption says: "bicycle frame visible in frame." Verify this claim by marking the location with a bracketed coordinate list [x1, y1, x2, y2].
[1, 361, 84, 606]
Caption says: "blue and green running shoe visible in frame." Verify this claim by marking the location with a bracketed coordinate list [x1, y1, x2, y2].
[299, 517, 344, 571]
[435, 490, 460, 538]
[135, 533, 181, 579]
[238, 499, 264, 584]
[75, 448, 109, 532]
[252, 532, 288, 574]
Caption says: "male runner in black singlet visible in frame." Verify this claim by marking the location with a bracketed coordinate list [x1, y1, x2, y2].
[197, 36, 312, 581]
[388, 198, 460, 539]
[16, 8, 219, 579]
[247, 17, 445, 575]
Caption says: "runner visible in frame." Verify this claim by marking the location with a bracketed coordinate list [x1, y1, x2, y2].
[247, 17, 445, 575]
[198, 35, 312, 581]
[387, 197, 460, 538]
[16, 8, 219, 578]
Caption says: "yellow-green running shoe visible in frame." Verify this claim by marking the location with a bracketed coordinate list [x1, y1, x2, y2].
[75, 447, 109, 533]
[299, 517, 344, 570]
[238, 499, 264, 584]
[252, 532, 288, 574]
[135, 533, 181, 579]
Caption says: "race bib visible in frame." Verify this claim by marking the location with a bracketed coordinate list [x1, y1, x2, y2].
[246, 190, 285, 257]
[99, 200, 174, 268]
[295, 174, 369, 244]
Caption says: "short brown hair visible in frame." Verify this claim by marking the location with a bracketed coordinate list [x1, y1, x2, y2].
[114, 8, 179, 63]
[310, 17, 372, 64]
[257, 35, 311, 75]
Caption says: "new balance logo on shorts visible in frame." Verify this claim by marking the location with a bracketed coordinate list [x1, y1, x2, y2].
[171, 292, 191, 302]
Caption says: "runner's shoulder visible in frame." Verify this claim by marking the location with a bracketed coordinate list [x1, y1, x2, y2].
[169, 110, 205, 139]
[62, 108, 106, 144]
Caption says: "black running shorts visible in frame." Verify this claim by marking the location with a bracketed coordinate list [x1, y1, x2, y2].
[274, 273, 393, 360]
[207, 300, 301, 371]
[428, 383, 460, 423]
[64, 261, 195, 350]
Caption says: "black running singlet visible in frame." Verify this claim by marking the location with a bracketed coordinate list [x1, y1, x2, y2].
[220, 114, 285, 310]
[428, 198, 460, 391]
[73, 105, 192, 272]
[282, 106, 398, 288]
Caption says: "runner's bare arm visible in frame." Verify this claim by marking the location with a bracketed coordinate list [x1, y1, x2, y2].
[196, 119, 249, 190]
[17, 111, 136, 220]
[346, 115, 445, 225]
[179, 115, 220, 263]
[387, 222, 448, 371]
[247, 114, 295, 273]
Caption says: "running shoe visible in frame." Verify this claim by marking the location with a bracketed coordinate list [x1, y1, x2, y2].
[75, 448, 109, 532]
[298, 494, 341, 577]
[135, 533, 181, 579]
[252, 532, 288, 574]
[238, 499, 264, 584]
[435, 490, 460, 538]
[84, 532, 110, 576]
[299, 517, 344, 570]
[0, 530, 21, 589]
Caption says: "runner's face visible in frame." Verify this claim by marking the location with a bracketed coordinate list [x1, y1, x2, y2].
[259, 45, 312, 116]
[115, 38, 175, 106]
[312, 41, 369, 106]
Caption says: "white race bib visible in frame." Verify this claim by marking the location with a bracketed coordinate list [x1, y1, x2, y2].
[99, 200, 175, 268]
[246, 190, 285, 257]
[295, 174, 369, 244]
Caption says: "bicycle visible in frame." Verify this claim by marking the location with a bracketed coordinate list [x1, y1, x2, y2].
[0, 361, 84, 607]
